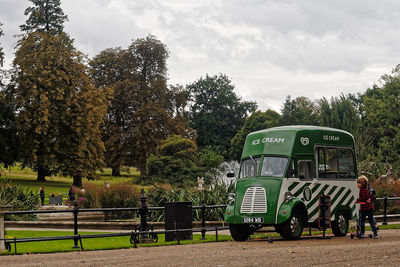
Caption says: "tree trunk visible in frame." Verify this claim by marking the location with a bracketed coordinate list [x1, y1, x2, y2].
[73, 176, 82, 187]
[112, 165, 121, 176]
[37, 165, 47, 182]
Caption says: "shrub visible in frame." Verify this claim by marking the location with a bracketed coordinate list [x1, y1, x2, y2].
[148, 181, 234, 222]
[146, 135, 201, 186]
[78, 182, 141, 219]
[0, 180, 40, 221]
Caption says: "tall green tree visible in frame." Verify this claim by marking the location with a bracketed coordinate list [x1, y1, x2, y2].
[230, 110, 282, 160]
[186, 74, 257, 157]
[0, 22, 19, 167]
[11, 32, 107, 185]
[0, 21, 4, 67]
[20, 0, 68, 35]
[0, 92, 19, 167]
[281, 95, 320, 125]
[359, 65, 400, 174]
[319, 94, 361, 133]
[90, 35, 191, 175]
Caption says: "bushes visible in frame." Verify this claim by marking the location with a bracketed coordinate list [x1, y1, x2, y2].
[147, 181, 234, 222]
[78, 183, 141, 220]
[79, 182, 140, 209]
[0, 180, 40, 221]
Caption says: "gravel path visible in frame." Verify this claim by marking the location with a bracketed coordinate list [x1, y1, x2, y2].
[2, 229, 400, 267]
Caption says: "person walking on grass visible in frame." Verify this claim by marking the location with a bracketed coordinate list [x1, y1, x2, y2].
[357, 175, 378, 239]
[39, 186, 45, 205]
[68, 186, 76, 202]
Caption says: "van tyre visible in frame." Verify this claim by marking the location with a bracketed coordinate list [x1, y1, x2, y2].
[278, 209, 304, 240]
[332, 211, 349, 236]
[229, 224, 251, 241]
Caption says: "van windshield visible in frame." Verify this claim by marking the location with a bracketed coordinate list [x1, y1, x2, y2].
[261, 157, 288, 177]
[239, 157, 260, 178]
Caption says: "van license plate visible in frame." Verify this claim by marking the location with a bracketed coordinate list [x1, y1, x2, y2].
[242, 217, 264, 223]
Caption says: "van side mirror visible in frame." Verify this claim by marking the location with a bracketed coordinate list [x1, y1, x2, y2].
[227, 173, 235, 178]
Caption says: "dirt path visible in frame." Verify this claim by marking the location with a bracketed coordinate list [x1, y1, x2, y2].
[2, 230, 400, 267]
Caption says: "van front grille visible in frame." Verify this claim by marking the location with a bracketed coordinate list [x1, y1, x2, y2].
[240, 187, 267, 213]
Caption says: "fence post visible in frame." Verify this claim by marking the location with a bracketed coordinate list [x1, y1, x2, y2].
[200, 200, 206, 240]
[383, 192, 388, 225]
[0, 205, 11, 251]
[139, 189, 148, 241]
[72, 201, 80, 249]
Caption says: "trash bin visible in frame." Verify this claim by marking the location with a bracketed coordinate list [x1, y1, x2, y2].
[165, 202, 193, 242]
[318, 194, 331, 229]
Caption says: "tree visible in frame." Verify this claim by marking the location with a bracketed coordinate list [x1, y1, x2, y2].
[319, 94, 361, 134]
[359, 65, 400, 175]
[0, 21, 4, 67]
[146, 135, 201, 186]
[0, 22, 19, 167]
[186, 74, 257, 157]
[281, 95, 320, 125]
[11, 32, 107, 185]
[90, 35, 191, 175]
[20, 0, 68, 36]
[230, 110, 282, 160]
[0, 92, 19, 167]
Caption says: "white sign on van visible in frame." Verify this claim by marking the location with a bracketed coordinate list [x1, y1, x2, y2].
[252, 137, 285, 146]
[323, 135, 340, 141]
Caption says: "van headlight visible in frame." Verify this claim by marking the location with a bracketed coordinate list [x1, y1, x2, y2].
[284, 191, 293, 204]
[228, 193, 235, 204]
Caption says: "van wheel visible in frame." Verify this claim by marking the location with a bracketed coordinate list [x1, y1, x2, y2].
[332, 211, 349, 236]
[278, 209, 304, 240]
[229, 224, 250, 241]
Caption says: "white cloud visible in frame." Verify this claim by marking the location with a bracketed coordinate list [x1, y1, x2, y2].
[1, 0, 399, 112]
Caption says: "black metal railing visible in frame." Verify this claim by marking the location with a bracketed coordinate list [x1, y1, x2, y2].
[375, 194, 400, 225]
[1, 189, 228, 254]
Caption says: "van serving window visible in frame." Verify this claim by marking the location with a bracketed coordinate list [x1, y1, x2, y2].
[317, 147, 355, 179]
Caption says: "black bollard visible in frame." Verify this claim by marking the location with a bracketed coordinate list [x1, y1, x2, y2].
[139, 189, 149, 239]
[201, 199, 206, 240]
[72, 201, 80, 249]
[383, 192, 388, 225]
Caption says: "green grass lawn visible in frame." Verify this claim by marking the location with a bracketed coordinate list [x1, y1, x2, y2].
[1, 230, 232, 255]
[0, 164, 141, 195]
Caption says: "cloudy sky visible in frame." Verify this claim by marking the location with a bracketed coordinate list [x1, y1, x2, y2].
[1, 0, 399, 111]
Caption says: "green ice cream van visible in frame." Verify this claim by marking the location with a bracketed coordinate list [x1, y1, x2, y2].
[225, 125, 358, 241]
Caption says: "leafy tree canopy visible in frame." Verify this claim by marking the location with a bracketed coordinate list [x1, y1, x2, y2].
[186, 73, 257, 157]
[11, 31, 107, 185]
[0, 21, 4, 67]
[359, 64, 400, 174]
[281, 95, 320, 125]
[0, 92, 19, 166]
[90, 35, 192, 176]
[319, 94, 361, 134]
[20, 0, 68, 36]
[146, 135, 201, 186]
[230, 110, 282, 160]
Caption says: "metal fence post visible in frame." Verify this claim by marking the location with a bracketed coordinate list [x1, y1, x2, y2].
[0, 205, 11, 251]
[201, 200, 206, 240]
[139, 189, 148, 232]
[72, 201, 80, 249]
[383, 192, 388, 225]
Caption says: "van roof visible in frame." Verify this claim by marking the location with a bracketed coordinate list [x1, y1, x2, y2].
[241, 125, 355, 159]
